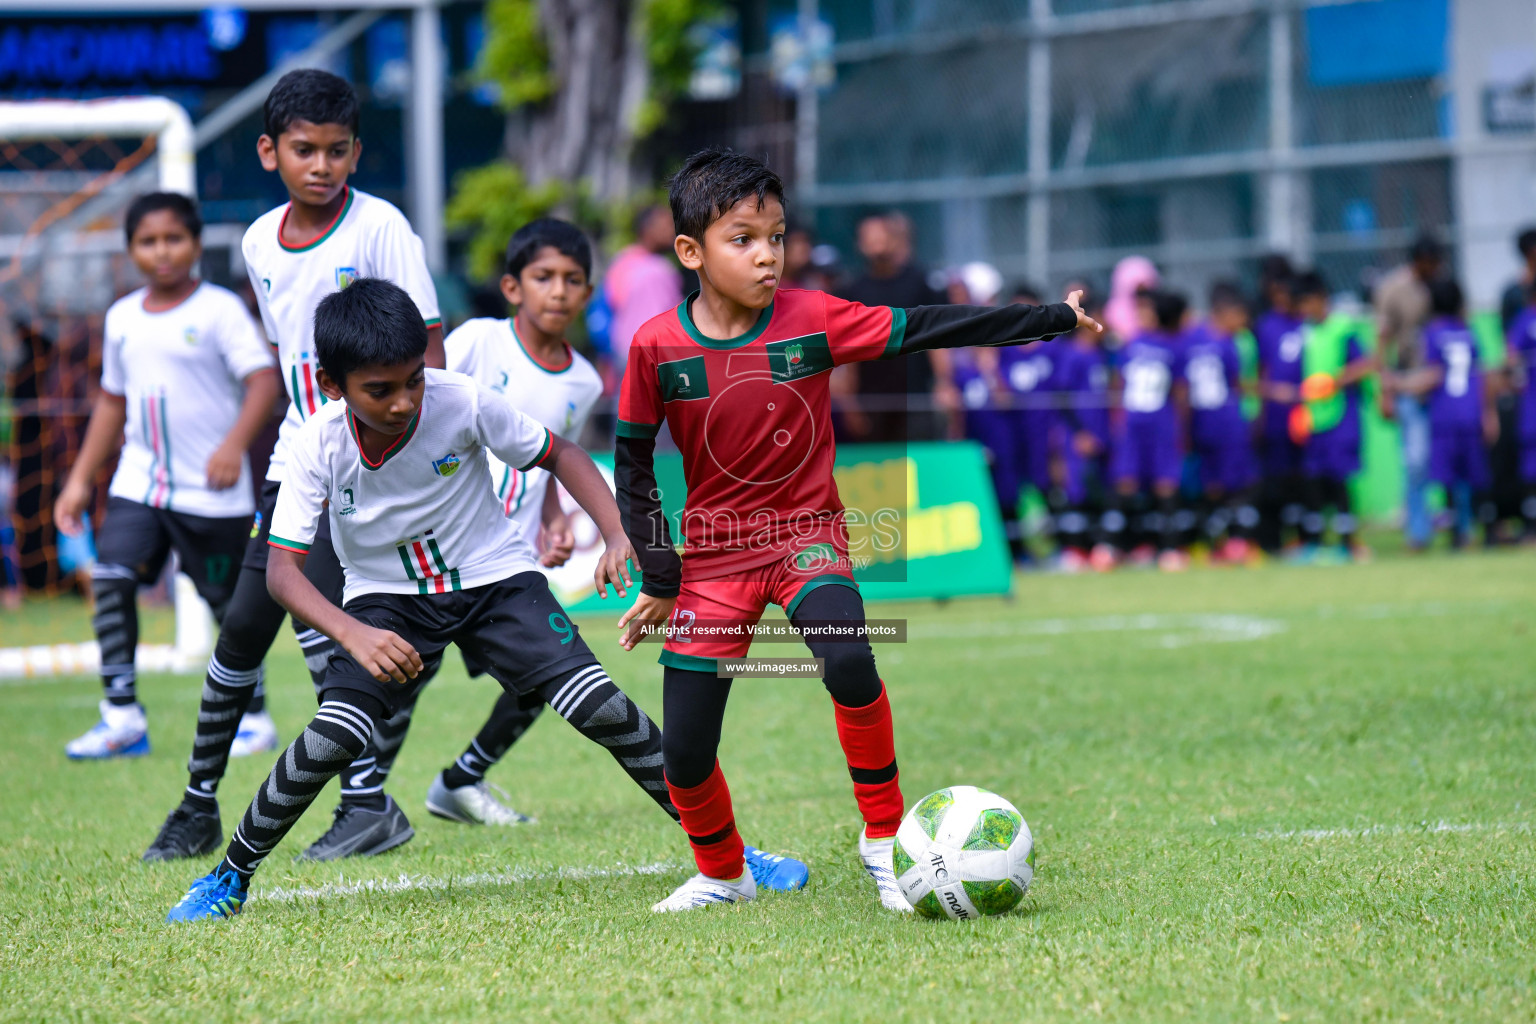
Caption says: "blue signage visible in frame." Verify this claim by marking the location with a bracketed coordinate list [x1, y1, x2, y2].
[0, 22, 222, 85]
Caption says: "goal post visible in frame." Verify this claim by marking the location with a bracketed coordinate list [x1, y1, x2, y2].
[0, 97, 195, 195]
[0, 96, 214, 679]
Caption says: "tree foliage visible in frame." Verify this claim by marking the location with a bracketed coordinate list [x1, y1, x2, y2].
[449, 0, 718, 280]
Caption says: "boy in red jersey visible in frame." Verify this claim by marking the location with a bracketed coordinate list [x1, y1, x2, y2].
[614, 149, 1099, 912]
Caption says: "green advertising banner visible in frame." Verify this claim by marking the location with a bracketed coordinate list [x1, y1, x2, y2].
[549, 441, 1013, 615]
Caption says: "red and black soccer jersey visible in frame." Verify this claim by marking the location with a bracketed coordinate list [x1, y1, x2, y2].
[616, 288, 1076, 588]
[620, 289, 901, 579]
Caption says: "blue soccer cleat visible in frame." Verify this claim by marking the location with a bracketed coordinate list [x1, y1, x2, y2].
[166, 868, 247, 923]
[744, 845, 810, 892]
[65, 700, 150, 760]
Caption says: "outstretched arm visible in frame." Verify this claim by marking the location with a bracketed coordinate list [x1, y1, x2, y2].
[887, 290, 1100, 358]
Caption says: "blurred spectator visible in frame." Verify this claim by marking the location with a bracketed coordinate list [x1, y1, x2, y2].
[1105, 256, 1161, 340]
[1500, 227, 1536, 333]
[782, 226, 816, 289]
[1254, 256, 1306, 553]
[602, 204, 684, 377]
[837, 211, 948, 442]
[1103, 256, 1159, 342]
[1375, 235, 1445, 551]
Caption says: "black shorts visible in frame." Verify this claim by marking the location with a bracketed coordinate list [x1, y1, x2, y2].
[321, 571, 597, 716]
[95, 497, 248, 619]
[243, 478, 337, 574]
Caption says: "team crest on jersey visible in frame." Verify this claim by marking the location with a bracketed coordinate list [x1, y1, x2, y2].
[336, 267, 359, 289]
[262, 277, 271, 293]
[337, 487, 357, 515]
[433, 453, 460, 478]
[183, 327, 198, 346]
[786, 343, 804, 365]
[795, 543, 837, 570]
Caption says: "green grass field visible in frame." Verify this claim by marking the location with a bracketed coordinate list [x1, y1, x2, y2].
[3, 550, 1534, 1022]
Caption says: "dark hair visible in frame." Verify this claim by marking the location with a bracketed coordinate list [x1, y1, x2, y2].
[1517, 227, 1536, 260]
[1293, 270, 1329, 299]
[263, 69, 360, 139]
[1152, 290, 1188, 332]
[1208, 279, 1247, 312]
[668, 148, 786, 241]
[124, 192, 202, 244]
[1429, 278, 1464, 317]
[314, 278, 427, 386]
[1258, 253, 1294, 284]
[1409, 234, 1444, 264]
[504, 218, 592, 280]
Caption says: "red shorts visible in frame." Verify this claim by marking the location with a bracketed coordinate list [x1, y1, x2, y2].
[658, 526, 859, 673]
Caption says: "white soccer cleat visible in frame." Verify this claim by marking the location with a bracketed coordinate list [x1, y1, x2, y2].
[65, 699, 150, 760]
[859, 828, 913, 912]
[651, 871, 757, 913]
[229, 711, 278, 759]
[425, 773, 535, 826]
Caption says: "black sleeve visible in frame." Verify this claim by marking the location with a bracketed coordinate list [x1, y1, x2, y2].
[890, 302, 1078, 358]
[613, 434, 681, 598]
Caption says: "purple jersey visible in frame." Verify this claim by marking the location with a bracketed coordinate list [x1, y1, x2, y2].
[1423, 317, 1483, 429]
[1119, 331, 1184, 425]
[998, 345, 1056, 407]
[1254, 310, 1304, 440]
[1182, 323, 1244, 445]
[1508, 306, 1536, 443]
[1053, 341, 1110, 444]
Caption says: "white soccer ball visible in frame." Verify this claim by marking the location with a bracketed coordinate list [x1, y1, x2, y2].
[892, 785, 1035, 920]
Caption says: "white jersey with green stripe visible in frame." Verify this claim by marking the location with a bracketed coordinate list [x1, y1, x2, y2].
[444, 317, 603, 543]
[242, 186, 441, 484]
[268, 370, 554, 602]
[101, 283, 274, 517]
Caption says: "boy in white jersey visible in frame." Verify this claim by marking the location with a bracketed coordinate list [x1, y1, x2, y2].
[143, 69, 446, 863]
[319, 218, 606, 832]
[166, 279, 696, 921]
[56, 193, 279, 760]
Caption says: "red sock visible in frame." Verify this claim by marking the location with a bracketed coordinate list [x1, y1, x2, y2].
[665, 761, 745, 880]
[833, 682, 904, 839]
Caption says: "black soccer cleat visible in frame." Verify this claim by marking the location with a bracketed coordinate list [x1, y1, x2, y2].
[143, 805, 223, 862]
[296, 796, 415, 862]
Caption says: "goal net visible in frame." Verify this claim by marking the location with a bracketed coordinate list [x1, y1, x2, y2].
[0, 98, 214, 678]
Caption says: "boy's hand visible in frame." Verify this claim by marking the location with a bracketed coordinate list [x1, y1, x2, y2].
[1066, 290, 1103, 333]
[53, 480, 91, 537]
[539, 510, 576, 568]
[594, 535, 635, 599]
[339, 623, 424, 684]
[204, 442, 244, 491]
[618, 593, 677, 652]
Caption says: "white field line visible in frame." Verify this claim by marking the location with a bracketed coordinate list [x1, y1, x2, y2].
[910, 613, 1288, 647]
[1248, 821, 1531, 841]
[254, 860, 687, 904]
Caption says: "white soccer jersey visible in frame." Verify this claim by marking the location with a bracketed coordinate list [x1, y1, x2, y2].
[445, 317, 604, 543]
[101, 283, 274, 518]
[242, 186, 441, 483]
[268, 370, 554, 603]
